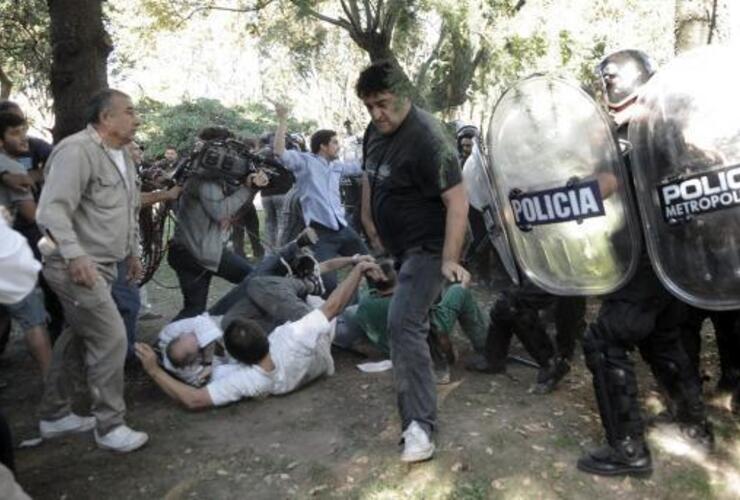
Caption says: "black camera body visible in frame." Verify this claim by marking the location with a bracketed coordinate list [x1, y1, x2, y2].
[172, 138, 284, 187]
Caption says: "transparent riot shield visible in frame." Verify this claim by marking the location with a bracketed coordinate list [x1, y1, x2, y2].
[629, 45, 740, 310]
[488, 75, 641, 295]
[462, 140, 520, 287]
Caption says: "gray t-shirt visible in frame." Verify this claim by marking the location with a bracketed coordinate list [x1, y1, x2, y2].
[0, 153, 33, 214]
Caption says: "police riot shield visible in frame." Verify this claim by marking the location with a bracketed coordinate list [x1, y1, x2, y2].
[629, 45, 740, 310]
[462, 140, 520, 286]
[488, 75, 641, 295]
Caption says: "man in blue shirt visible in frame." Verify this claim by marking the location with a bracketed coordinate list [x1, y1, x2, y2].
[273, 105, 368, 294]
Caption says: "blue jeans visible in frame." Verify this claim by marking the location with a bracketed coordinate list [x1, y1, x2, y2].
[388, 249, 443, 435]
[111, 261, 141, 360]
[310, 223, 368, 295]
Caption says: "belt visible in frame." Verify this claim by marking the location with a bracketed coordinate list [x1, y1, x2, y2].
[309, 220, 343, 232]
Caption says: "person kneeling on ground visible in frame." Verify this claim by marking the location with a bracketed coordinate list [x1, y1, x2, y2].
[135, 260, 384, 409]
[334, 259, 488, 384]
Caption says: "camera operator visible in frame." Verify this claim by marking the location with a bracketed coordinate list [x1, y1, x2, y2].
[167, 127, 269, 321]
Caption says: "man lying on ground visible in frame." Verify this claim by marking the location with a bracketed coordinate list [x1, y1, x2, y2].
[158, 313, 224, 387]
[135, 260, 384, 409]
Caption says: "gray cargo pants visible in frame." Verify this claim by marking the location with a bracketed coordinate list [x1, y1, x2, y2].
[39, 258, 127, 435]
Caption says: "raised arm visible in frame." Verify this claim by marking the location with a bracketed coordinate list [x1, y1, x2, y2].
[318, 254, 373, 274]
[273, 104, 290, 157]
[320, 261, 384, 321]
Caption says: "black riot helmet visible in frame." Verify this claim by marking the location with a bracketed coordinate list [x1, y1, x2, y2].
[596, 49, 655, 110]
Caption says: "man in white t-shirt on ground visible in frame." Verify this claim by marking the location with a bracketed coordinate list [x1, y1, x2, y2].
[135, 260, 384, 409]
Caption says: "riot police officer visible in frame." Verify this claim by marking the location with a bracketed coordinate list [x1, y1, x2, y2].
[577, 50, 713, 477]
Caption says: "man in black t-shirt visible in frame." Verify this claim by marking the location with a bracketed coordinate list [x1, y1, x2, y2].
[358, 60, 470, 463]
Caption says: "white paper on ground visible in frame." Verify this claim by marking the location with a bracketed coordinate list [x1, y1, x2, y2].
[356, 360, 392, 373]
[19, 437, 43, 448]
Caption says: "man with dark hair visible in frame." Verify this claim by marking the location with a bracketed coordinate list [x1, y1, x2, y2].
[35, 88, 148, 453]
[0, 112, 52, 376]
[135, 260, 384, 409]
[0, 99, 52, 176]
[273, 105, 368, 295]
[163, 145, 178, 168]
[357, 59, 470, 462]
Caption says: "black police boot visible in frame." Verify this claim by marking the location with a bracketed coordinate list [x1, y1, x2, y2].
[532, 356, 570, 395]
[577, 437, 652, 477]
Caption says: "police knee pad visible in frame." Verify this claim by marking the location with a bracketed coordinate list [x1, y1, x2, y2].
[582, 323, 607, 371]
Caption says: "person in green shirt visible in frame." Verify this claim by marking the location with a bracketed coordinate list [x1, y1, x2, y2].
[335, 259, 488, 381]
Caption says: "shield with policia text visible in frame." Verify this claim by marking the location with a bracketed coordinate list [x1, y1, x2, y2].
[462, 139, 520, 287]
[629, 45, 740, 310]
[487, 75, 642, 295]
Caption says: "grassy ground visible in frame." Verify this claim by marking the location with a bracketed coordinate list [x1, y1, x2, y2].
[2, 255, 740, 499]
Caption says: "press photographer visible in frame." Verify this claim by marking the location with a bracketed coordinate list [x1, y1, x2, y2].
[167, 127, 271, 321]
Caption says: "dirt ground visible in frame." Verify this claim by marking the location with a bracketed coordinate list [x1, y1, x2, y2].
[3, 263, 740, 500]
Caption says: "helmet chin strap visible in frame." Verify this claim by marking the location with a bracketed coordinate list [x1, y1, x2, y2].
[609, 96, 638, 127]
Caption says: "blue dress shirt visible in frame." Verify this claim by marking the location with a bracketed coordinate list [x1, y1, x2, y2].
[280, 150, 362, 230]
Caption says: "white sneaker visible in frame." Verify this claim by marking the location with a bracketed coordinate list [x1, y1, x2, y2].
[94, 425, 149, 453]
[39, 413, 95, 439]
[401, 421, 435, 463]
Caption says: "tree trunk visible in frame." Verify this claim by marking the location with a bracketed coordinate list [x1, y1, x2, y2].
[47, 0, 112, 143]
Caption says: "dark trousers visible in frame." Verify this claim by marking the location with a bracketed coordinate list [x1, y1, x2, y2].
[487, 278, 585, 369]
[209, 239, 304, 316]
[221, 276, 312, 334]
[111, 260, 141, 360]
[232, 201, 264, 259]
[310, 222, 368, 295]
[388, 249, 443, 435]
[169, 244, 252, 321]
[584, 263, 704, 443]
[680, 307, 740, 385]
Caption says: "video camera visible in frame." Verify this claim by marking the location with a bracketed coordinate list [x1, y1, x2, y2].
[171, 138, 286, 187]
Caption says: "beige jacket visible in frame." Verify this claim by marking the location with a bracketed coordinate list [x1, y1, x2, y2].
[37, 125, 140, 263]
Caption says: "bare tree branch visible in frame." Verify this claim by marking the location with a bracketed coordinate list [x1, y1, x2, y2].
[289, 0, 353, 31]
[339, 0, 362, 35]
[176, 0, 277, 27]
[345, 0, 363, 31]
[707, 0, 719, 44]
[0, 64, 13, 99]
[363, 0, 372, 31]
[415, 22, 447, 88]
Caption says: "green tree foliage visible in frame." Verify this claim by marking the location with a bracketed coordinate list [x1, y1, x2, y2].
[0, 0, 51, 99]
[139, 0, 537, 113]
[136, 97, 315, 158]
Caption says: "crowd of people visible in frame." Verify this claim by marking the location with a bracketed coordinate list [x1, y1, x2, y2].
[0, 51, 739, 498]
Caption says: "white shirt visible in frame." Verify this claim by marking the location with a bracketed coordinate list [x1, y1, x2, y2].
[207, 309, 335, 406]
[106, 147, 130, 190]
[0, 218, 40, 304]
[158, 314, 225, 385]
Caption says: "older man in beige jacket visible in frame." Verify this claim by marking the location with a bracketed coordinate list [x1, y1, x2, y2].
[36, 89, 148, 453]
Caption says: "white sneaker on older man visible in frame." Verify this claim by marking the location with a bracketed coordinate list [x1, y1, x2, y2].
[94, 425, 149, 453]
[39, 413, 95, 439]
